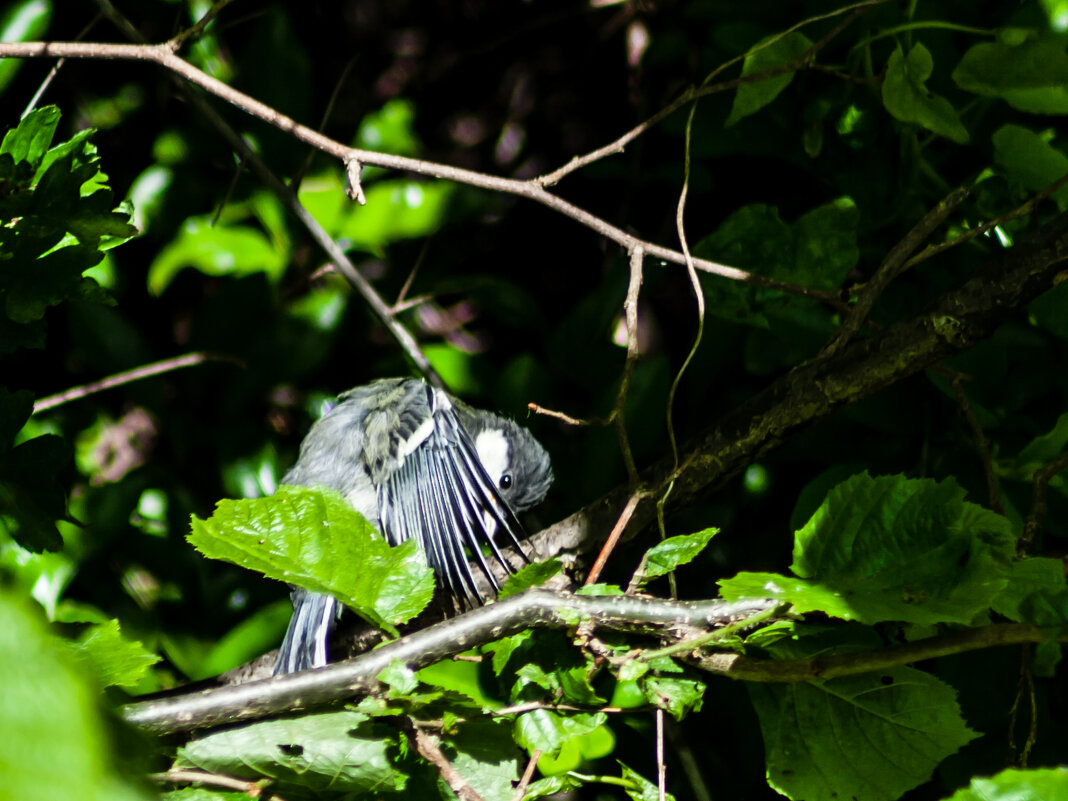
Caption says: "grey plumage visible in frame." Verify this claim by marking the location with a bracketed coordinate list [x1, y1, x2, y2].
[274, 377, 552, 675]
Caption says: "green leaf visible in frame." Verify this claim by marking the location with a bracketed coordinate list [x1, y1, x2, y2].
[726, 32, 814, 126]
[336, 179, 455, 254]
[513, 709, 607, 757]
[719, 473, 1014, 625]
[499, 558, 563, 599]
[187, 485, 435, 633]
[749, 667, 979, 801]
[632, 528, 717, 589]
[0, 2, 52, 95]
[0, 105, 60, 166]
[147, 217, 287, 295]
[993, 124, 1068, 208]
[178, 711, 405, 794]
[65, 619, 161, 688]
[945, 767, 1068, 800]
[953, 40, 1068, 114]
[619, 761, 677, 801]
[0, 591, 151, 801]
[641, 673, 704, 720]
[882, 44, 969, 143]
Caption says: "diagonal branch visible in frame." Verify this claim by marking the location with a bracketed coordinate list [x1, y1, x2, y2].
[527, 210, 1068, 563]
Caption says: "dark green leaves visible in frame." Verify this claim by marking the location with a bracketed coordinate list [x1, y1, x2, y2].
[187, 485, 435, 633]
[953, 39, 1068, 114]
[0, 106, 137, 355]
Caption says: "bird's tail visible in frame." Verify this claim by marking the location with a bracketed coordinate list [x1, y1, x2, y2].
[274, 590, 340, 675]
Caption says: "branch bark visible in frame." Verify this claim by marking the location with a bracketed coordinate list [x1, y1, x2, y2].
[527, 211, 1068, 562]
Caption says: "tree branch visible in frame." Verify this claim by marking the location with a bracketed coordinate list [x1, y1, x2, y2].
[121, 590, 776, 735]
[0, 38, 843, 309]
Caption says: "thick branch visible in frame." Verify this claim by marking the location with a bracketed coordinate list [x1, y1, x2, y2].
[121, 590, 775, 735]
[528, 211, 1068, 561]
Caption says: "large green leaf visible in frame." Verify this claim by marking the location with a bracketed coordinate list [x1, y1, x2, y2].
[178, 711, 405, 795]
[188, 485, 434, 633]
[719, 473, 1016, 625]
[953, 39, 1068, 114]
[750, 667, 978, 801]
[65, 618, 161, 688]
[0, 591, 151, 801]
[992, 124, 1068, 208]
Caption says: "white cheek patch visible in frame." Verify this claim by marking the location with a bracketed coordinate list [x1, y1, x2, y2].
[475, 429, 510, 489]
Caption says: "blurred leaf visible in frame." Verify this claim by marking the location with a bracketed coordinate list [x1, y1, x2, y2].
[882, 44, 969, 143]
[991, 557, 1067, 622]
[147, 216, 288, 296]
[188, 485, 435, 633]
[0, 1, 52, 94]
[993, 124, 1068, 208]
[953, 39, 1068, 114]
[750, 667, 978, 801]
[65, 618, 161, 688]
[178, 711, 405, 794]
[0, 591, 151, 801]
[337, 179, 454, 253]
[195, 599, 292, 679]
[719, 473, 1015, 625]
[355, 99, 422, 156]
[726, 32, 813, 126]
[945, 767, 1068, 800]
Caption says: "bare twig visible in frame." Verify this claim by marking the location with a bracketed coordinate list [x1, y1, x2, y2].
[406, 720, 486, 801]
[584, 491, 647, 586]
[151, 768, 281, 799]
[0, 38, 843, 308]
[32, 352, 239, 414]
[512, 749, 542, 801]
[656, 708, 667, 801]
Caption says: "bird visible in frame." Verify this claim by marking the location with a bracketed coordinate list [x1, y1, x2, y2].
[274, 377, 553, 674]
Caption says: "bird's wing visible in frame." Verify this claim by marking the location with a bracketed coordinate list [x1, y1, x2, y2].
[377, 383, 530, 606]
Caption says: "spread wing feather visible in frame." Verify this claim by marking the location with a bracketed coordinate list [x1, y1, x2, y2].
[378, 385, 530, 606]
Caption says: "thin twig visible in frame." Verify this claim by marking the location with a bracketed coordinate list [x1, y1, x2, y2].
[613, 245, 645, 487]
[904, 169, 1068, 272]
[151, 768, 281, 799]
[406, 719, 486, 801]
[584, 491, 646, 586]
[511, 750, 542, 801]
[656, 708, 667, 801]
[32, 352, 239, 414]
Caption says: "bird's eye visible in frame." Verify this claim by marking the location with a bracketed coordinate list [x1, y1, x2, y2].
[499, 473, 513, 490]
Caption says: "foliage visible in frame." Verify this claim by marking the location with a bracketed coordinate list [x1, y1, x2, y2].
[2, 2, 1068, 801]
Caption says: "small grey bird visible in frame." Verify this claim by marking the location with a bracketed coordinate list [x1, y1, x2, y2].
[274, 377, 553, 674]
